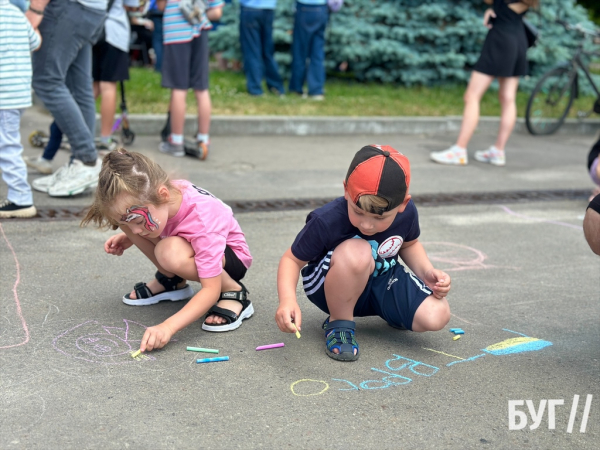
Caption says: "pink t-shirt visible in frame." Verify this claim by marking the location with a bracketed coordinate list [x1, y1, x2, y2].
[160, 180, 252, 279]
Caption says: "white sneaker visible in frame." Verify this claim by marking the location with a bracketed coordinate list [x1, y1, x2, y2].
[24, 155, 53, 174]
[430, 145, 468, 165]
[32, 165, 68, 193]
[47, 159, 101, 197]
[158, 140, 185, 157]
[474, 146, 506, 166]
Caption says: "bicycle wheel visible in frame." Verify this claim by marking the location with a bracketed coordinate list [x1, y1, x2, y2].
[525, 66, 576, 135]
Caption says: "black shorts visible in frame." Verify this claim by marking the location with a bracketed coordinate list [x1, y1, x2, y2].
[301, 253, 432, 330]
[161, 32, 209, 91]
[92, 40, 130, 82]
[224, 246, 247, 282]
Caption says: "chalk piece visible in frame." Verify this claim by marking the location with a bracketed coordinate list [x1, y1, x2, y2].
[453, 330, 465, 335]
[449, 328, 462, 332]
[187, 346, 219, 354]
[130, 349, 141, 358]
[453, 335, 461, 341]
[256, 343, 285, 351]
[291, 323, 301, 339]
[196, 356, 229, 364]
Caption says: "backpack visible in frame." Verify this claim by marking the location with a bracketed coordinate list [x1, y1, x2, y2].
[327, 0, 343, 13]
[180, 0, 207, 25]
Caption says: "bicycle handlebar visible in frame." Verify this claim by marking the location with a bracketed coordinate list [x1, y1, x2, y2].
[556, 19, 599, 38]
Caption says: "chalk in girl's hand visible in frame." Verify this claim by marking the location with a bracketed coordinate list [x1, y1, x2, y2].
[256, 343, 285, 351]
[130, 349, 149, 360]
[291, 322, 301, 339]
[130, 349, 141, 358]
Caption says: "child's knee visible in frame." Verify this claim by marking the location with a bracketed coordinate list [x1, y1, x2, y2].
[412, 296, 450, 331]
[331, 239, 374, 274]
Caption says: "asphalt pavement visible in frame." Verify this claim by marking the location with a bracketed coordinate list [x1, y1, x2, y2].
[0, 107, 599, 449]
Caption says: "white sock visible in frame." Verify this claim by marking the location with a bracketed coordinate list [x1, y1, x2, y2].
[100, 136, 111, 144]
[197, 133, 209, 143]
[452, 145, 467, 153]
[170, 134, 183, 145]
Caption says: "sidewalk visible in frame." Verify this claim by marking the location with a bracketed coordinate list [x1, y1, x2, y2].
[0, 107, 598, 449]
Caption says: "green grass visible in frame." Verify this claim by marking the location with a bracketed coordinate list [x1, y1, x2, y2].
[120, 67, 596, 118]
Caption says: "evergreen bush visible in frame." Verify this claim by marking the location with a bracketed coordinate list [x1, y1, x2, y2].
[209, 0, 598, 91]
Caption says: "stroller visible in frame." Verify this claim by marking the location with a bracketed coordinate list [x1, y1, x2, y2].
[29, 81, 135, 149]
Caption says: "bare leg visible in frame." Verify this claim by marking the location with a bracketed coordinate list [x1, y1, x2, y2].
[99, 81, 118, 138]
[169, 89, 187, 136]
[456, 71, 495, 149]
[120, 229, 187, 299]
[411, 295, 450, 332]
[494, 76, 520, 151]
[323, 239, 374, 354]
[194, 89, 211, 135]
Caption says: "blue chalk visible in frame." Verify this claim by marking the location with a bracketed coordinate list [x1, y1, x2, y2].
[449, 328, 462, 332]
[196, 356, 229, 364]
[453, 330, 465, 335]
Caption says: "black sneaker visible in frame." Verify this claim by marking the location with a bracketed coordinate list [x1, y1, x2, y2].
[0, 199, 37, 218]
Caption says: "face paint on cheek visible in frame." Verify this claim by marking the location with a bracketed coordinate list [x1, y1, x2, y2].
[120, 205, 159, 231]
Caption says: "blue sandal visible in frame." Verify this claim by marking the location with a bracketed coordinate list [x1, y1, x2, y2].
[323, 317, 359, 362]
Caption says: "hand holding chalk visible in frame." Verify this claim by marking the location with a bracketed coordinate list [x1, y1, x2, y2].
[291, 322, 301, 339]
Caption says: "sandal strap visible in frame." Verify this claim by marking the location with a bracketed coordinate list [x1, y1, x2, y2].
[218, 281, 249, 302]
[204, 305, 238, 324]
[133, 282, 154, 299]
[324, 319, 356, 332]
[155, 271, 184, 291]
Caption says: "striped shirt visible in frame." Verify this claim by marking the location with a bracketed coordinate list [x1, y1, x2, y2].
[163, 0, 224, 45]
[0, 0, 41, 110]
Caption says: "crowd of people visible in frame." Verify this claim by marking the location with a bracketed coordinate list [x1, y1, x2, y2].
[0, 1, 598, 359]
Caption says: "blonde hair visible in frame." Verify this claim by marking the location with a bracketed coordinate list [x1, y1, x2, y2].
[80, 148, 176, 230]
[357, 194, 389, 215]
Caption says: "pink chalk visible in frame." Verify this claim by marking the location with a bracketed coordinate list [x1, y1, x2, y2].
[256, 343, 285, 351]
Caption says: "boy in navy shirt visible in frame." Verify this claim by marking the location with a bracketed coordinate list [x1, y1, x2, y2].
[276, 145, 451, 361]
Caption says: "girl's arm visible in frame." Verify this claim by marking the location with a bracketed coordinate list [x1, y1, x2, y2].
[140, 274, 223, 351]
[399, 239, 451, 299]
[275, 248, 307, 333]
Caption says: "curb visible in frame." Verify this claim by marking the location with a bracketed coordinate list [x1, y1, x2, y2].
[127, 114, 600, 137]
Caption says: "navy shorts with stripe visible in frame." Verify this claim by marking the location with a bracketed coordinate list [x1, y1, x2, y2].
[301, 252, 432, 330]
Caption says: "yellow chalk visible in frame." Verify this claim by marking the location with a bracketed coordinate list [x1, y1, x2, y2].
[130, 349, 142, 358]
[452, 335, 461, 341]
[292, 322, 301, 339]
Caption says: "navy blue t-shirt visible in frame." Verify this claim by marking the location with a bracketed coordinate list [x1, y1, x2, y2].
[291, 197, 421, 277]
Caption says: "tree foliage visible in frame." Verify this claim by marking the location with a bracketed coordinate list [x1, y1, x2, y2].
[210, 0, 598, 89]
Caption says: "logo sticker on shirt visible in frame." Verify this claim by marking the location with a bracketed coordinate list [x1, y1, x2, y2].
[378, 236, 403, 258]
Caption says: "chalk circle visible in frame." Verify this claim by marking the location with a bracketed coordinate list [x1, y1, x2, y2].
[290, 379, 329, 397]
[422, 241, 488, 271]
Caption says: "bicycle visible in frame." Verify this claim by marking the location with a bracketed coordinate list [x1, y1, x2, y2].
[525, 21, 600, 136]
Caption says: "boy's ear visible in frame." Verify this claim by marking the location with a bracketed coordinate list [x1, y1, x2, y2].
[396, 194, 411, 213]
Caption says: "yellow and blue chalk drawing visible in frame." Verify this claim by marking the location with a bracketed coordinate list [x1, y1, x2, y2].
[447, 329, 552, 366]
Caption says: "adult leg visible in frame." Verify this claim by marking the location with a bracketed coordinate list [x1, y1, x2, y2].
[306, 5, 328, 96]
[239, 6, 265, 95]
[42, 121, 63, 161]
[32, 2, 102, 165]
[455, 71, 495, 149]
[151, 16, 164, 72]
[288, 7, 310, 94]
[494, 76, 520, 151]
[98, 81, 118, 138]
[261, 9, 284, 93]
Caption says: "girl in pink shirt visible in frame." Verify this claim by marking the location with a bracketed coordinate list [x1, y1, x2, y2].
[81, 149, 253, 351]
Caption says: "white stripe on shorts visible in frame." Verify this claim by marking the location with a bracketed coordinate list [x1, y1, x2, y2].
[409, 272, 433, 295]
[302, 251, 332, 295]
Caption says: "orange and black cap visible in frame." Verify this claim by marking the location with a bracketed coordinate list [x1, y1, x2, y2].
[344, 145, 411, 214]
